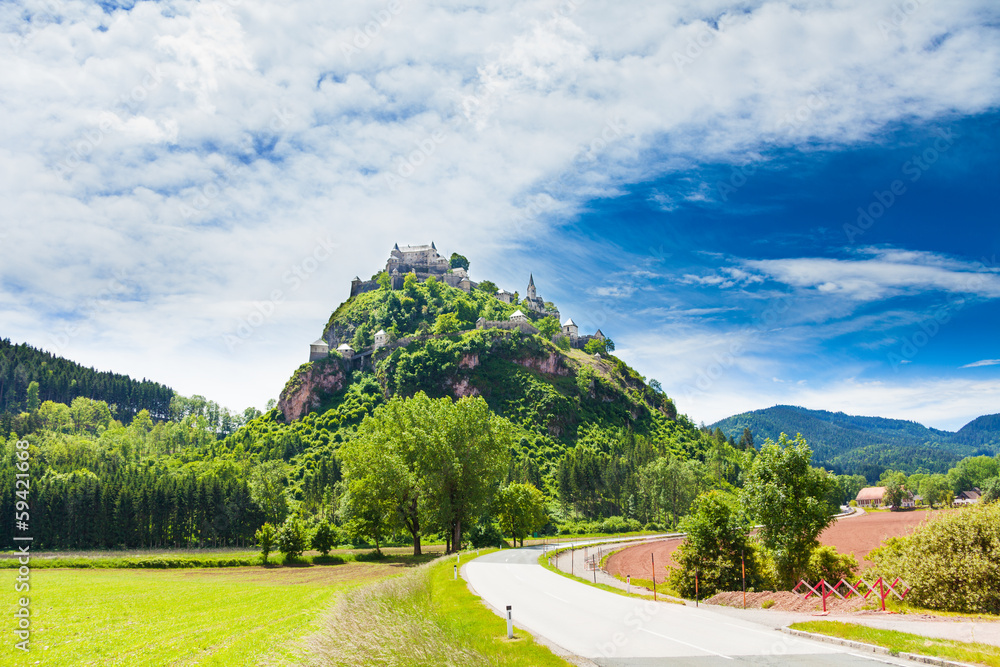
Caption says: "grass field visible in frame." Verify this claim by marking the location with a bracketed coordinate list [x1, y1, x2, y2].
[1, 561, 411, 666]
[302, 550, 570, 666]
[790, 621, 1000, 667]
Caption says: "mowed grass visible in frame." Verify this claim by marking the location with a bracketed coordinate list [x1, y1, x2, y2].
[301, 551, 569, 666]
[790, 621, 1000, 667]
[1, 561, 409, 666]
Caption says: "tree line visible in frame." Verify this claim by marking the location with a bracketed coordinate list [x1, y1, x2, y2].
[0, 338, 174, 422]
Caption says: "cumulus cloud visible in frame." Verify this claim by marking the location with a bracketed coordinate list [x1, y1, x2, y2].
[2, 0, 999, 409]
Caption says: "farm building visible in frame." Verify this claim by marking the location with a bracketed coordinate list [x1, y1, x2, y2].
[955, 488, 982, 504]
[855, 486, 915, 509]
[856, 487, 886, 508]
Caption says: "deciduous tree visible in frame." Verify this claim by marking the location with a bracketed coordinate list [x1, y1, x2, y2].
[740, 433, 834, 588]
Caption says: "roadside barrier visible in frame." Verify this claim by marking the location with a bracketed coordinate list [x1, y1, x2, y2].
[793, 577, 910, 612]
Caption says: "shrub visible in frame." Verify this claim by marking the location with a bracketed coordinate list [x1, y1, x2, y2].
[805, 545, 857, 583]
[255, 522, 277, 565]
[761, 599, 775, 609]
[868, 503, 1000, 613]
[468, 520, 504, 548]
[312, 522, 340, 556]
[597, 516, 642, 534]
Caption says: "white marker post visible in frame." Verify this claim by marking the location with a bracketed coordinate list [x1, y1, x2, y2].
[454, 564, 457, 580]
[627, 575, 631, 594]
[506, 605, 513, 639]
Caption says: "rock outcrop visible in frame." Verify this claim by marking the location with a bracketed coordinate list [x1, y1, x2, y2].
[278, 359, 347, 422]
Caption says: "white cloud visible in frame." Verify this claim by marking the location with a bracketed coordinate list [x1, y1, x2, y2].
[1, 0, 999, 410]
[961, 359, 1000, 368]
[743, 250, 1000, 302]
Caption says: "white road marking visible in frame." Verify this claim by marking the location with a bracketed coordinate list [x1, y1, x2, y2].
[544, 591, 570, 603]
[639, 627, 734, 660]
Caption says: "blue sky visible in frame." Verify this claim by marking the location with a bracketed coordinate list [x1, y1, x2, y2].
[1, 0, 998, 429]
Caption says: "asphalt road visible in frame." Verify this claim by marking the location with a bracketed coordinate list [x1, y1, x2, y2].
[464, 546, 925, 667]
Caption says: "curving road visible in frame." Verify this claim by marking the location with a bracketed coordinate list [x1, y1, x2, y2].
[464, 545, 926, 667]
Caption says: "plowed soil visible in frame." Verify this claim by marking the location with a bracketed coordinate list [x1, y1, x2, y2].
[819, 509, 951, 567]
[605, 509, 951, 585]
[604, 537, 683, 584]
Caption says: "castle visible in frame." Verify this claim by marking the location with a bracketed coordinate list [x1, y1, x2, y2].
[350, 243, 475, 296]
[309, 243, 604, 362]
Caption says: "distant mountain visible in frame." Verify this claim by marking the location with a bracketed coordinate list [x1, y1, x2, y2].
[0, 338, 174, 422]
[711, 405, 1000, 480]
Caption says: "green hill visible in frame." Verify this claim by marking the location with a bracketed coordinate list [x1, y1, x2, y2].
[0, 337, 174, 422]
[711, 405, 1000, 480]
[220, 273, 728, 521]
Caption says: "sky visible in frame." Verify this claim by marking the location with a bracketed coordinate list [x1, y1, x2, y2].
[1, 0, 998, 430]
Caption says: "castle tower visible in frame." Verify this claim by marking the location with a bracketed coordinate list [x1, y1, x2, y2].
[526, 274, 537, 300]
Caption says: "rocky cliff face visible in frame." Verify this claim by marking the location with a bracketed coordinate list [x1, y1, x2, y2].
[514, 351, 568, 375]
[278, 359, 347, 422]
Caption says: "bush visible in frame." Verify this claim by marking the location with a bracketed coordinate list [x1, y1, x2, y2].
[805, 545, 857, 583]
[597, 516, 642, 534]
[311, 522, 340, 556]
[643, 522, 664, 532]
[868, 503, 1000, 613]
[276, 517, 308, 562]
[761, 599, 775, 609]
[468, 520, 504, 548]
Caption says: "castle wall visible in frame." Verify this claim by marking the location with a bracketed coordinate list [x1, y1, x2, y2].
[350, 280, 380, 297]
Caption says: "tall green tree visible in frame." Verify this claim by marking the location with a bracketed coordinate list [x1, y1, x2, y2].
[339, 442, 409, 554]
[26, 381, 40, 413]
[249, 460, 289, 525]
[740, 433, 835, 588]
[496, 483, 547, 547]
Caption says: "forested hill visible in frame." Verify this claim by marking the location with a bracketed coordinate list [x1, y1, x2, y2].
[0, 338, 174, 422]
[712, 405, 1000, 479]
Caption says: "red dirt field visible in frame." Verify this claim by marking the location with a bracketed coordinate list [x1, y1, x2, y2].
[605, 509, 952, 583]
[605, 537, 683, 584]
[819, 509, 952, 568]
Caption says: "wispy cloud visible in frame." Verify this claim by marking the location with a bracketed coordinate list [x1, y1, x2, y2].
[961, 359, 1000, 368]
[743, 249, 1000, 302]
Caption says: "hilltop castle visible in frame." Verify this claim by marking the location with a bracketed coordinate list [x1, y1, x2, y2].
[309, 243, 604, 362]
[350, 242, 475, 296]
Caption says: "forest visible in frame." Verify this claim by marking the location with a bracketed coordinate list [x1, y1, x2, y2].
[0, 338, 173, 423]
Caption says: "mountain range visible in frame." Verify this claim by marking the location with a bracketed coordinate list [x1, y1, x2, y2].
[711, 405, 1000, 480]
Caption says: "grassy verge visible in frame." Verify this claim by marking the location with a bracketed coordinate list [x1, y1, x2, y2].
[2, 562, 404, 666]
[300, 550, 569, 666]
[790, 621, 1000, 667]
[537, 547, 684, 604]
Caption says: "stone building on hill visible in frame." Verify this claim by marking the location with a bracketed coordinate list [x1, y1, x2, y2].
[350, 242, 476, 296]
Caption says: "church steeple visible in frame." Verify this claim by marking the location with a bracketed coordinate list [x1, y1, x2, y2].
[526, 274, 537, 299]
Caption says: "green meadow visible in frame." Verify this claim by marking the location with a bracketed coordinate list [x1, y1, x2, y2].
[0, 561, 408, 666]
